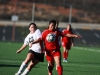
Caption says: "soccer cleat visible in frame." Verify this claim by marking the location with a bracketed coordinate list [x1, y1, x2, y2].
[15, 73, 21, 75]
[63, 59, 68, 62]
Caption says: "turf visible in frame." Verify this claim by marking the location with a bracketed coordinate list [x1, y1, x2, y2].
[0, 41, 100, 75]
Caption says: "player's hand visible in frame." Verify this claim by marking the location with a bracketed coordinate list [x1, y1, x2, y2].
[16, 50, 21, 53]
[75, 35, 82, 39]
[29, 43, 32, 48]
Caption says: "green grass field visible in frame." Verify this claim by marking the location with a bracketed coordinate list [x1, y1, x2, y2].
[0, 42, 100, 75]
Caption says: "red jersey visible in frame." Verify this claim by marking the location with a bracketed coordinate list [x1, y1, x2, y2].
[62, 29, 73, 44]
[41, 29, 64, 51]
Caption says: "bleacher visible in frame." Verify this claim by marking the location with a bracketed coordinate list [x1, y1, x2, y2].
[0, 25, 100, 46]
[0, 26, 5, 41]
[0, 25, 26, 42]
[73, 29, 100, 46]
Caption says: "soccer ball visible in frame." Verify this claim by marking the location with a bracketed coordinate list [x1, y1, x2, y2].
[46, 33, 55, 42]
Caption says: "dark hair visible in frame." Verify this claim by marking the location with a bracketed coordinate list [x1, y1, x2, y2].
[29, 23, 37, 29]
[49, 20, 56, 25]
[55, 20, 59, 25]
[68, 24, 73, 31]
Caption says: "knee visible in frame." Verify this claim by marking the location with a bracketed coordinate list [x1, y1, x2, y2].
[47, 64, 53, 71]
[27, 63, 34, 71]
[56, 61, 61, 66]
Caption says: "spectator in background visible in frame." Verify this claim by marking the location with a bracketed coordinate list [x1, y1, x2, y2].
[61, 24, 74, 62]
[15, 23, 44, 75]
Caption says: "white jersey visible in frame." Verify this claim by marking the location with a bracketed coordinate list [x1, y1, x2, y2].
[24, 29, 42, 53]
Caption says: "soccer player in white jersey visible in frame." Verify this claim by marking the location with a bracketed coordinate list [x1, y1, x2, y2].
[15, 23, 44, 75]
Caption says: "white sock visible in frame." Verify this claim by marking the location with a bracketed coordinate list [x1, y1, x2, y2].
[17, 62, 27, 74]
[21, 68, 29, 75]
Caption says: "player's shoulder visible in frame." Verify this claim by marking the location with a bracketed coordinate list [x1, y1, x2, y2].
[35, 29, 41, 33]
[42, 29, 49, 33]
[41, 29, 49, 37]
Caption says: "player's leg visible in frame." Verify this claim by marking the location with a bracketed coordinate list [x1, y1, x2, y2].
[45, 50, 55, 75]
[62, 47, 67, 61]
[45, 52, 54, 75]
[62, 42, 70, 62]
[54, 51, 63, 75]
[15, 53, 34, 75]
[21, 58, 39, 75]
[15, 61, 27, 75]
[62, 42, 67, 62]
[47, 60, 54, 75]
[65, 48, 69, 61]
[64, 43, 71, 62]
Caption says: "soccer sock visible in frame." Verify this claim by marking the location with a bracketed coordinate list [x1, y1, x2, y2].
[57, 66, 63, 75]
[63, 52, 67, 59]
[47, 64, 53, 75]
[66, 52, 68, 59]
[21, 68, 29, 75]
[18, 62, 27, 73]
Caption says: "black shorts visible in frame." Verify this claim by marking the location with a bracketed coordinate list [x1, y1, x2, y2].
[28, 50, 44, 62]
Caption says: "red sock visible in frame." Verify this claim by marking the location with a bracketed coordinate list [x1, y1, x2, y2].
[57, 66, 63, 75]
[63, 52, 67, 59]
[66, 52, 68, 59]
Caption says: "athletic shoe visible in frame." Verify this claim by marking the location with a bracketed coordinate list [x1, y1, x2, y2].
[15, 73, 21, 75]
[63, 59, 68, 62]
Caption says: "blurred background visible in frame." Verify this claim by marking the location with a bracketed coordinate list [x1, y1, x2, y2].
[0, 0, 100, 46]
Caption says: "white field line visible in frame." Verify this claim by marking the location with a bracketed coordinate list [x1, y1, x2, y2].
[0, 59, 100, 68]
[73, 46, 100, 52]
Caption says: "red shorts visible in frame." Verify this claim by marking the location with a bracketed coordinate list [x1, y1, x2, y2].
[62, 42, 71, 50]
[45, 49, 61, 61]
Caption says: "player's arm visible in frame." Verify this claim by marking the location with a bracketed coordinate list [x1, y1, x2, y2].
[65, 33, 82, 38]
[29, 38, 41, 48]
[16, 44, 27, 53]
[31, 38, 41, 44]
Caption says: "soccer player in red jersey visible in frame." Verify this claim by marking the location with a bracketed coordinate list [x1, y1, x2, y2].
[41, 20, 81, 75]
[62, 24, 74, 62]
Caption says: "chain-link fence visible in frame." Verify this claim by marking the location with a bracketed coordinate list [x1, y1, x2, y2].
[0, 0, 100, 46]
[0, 0, 100, 23]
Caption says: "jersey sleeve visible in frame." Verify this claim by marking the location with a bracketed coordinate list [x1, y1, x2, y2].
[24, 34, 29, 45]
[35, 29, 42, 39]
